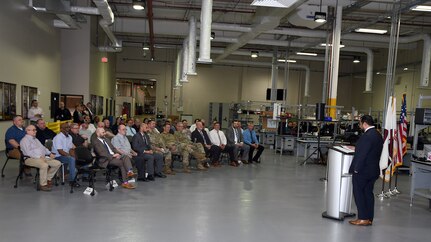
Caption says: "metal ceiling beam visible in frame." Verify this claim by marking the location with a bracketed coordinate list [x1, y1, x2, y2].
[147, 0, 155, 60]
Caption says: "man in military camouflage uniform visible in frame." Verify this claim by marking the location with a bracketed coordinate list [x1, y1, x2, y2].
[174, 122, 208, 173]
[147, 120, 174, 175]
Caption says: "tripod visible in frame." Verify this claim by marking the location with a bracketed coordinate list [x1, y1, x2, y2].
[301, 122, 324, 165]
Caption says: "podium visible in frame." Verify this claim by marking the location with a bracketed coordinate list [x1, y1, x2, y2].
[322, 146, 356, 220]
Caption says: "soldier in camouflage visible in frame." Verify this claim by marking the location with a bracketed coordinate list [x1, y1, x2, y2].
[147, 120, 174, 175]
[174, 122, 209, 173]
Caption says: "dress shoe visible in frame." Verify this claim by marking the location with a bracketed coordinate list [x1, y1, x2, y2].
[121, 182, 135, 189]
[230, 161, 238, 167]
[183, 168, 192, 173]
[155, 172, 167, 178]
[147, 175, 155, 181]
[40, 185, 52, 192]
[137, 177, 149, 182]
[47, 180, 53, 188]
[126, 171, 136, 178]
[349, 219, 372, 226]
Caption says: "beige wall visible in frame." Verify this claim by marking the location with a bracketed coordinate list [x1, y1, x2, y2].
[0, 0, 61, 151]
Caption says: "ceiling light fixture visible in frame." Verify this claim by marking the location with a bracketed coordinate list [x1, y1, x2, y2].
[210, 32, 215, 40]
[250, 0, 298, 8]
[142, 43, 150, 50]
[296, 52, 317, 56]
[133, 0, 145, 10]
[277, 59, 297, 63]
[320, 43, 345, 48]
[251, 51, 259, 58]
[314, 0, 326, 23]
[403, 67, 408, 71]
[411, 5, 431, 12]
[353, 56, 360, 63]
[355, 28, 387, 34]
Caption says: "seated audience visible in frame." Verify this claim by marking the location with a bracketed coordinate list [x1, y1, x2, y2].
[20, 125, 62, 191]
[111, 124, 138, 159]
[126, 118, 137, 136]
[191, 121, 221, 168]
[52, 123, 78, 187]
[226, 120, 249, 166]
[69, 123, 88, 148]
[73, 104, 84, 124]
[132, 123, 165, 181]
[5, 115, 30, 174]
[79, 122, 93, 143]
[243, 123, 264, 163]
[160, 123, 180, 175]
[208, 122, 235, 167]
[35, 119, 56, 145]
[181, 119, 192, 140]
[174, 122, 209, 172]
[111, 117, 123, 135]
[80, 115, 96, 134]
[92, 127, 136, 189]
[133, 118, 142, 132]
[54, 101, 72, 121]
[147, 120, 170, 176]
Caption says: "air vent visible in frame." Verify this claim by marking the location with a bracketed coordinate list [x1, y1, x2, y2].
[251, 0, 298, 8]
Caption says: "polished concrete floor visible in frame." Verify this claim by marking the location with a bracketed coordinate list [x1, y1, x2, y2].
[0, 150, 430, 242]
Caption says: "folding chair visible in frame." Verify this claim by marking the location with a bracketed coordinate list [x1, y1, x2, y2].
[13, 149, 40, 191]
[2, 149, 18, 178]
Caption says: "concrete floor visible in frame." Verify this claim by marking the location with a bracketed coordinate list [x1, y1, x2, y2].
[0, 150, 430, 242]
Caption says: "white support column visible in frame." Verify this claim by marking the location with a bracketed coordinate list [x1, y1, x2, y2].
[180, 38, 189, 82]
[420, 34, 430, 87]
[270, 49, 278, 102]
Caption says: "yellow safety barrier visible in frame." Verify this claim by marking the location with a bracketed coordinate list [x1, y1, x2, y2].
[46, 120, 72, 134]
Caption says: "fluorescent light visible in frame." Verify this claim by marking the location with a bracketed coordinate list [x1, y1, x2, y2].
[353, 56, 361, 64]
[277, 59, 296, 63]
[296, 52, 317, 56]
[355, 28, 387, 34]
[251, 51, 259, 58]
[133, 4, 145, 10]
[210, 32, 215, 40]
[314, 12, 327, 23]
[251, 0, 298, 8]
[320, 43, 345, 48]
[143, 46, 150, 50]
[411, 5, 431, 12]
[403, 67, 408, 71]
[32, 7, 47, 11]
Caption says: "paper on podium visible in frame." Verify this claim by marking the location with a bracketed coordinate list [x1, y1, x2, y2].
[332, 145, 355, 154]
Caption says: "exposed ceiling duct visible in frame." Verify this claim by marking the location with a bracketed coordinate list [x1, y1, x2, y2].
[214, 1, 308, 62]
[92, 0, 121, 50]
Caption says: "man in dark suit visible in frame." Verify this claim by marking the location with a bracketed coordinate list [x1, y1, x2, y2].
[225, 120, 249, 166]
[349, 115, 383, 226]
[191, 121, 221, 168]
[131, 123, 165, 181]
[92, 127, 136, 189]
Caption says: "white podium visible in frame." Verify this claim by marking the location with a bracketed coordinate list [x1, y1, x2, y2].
[322, 146, 356, 220]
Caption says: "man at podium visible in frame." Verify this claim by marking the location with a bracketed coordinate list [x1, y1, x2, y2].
[348, 115, 383, 226]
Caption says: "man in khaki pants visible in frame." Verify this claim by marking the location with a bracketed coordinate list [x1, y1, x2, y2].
[20, 125, 62, 191]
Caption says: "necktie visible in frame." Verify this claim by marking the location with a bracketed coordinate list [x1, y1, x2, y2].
[102, 139, 112, 154]
[142, 133, 147, 145]
[234, 128, 238, 143]
[199, 130, 207, 145]
[217, 130, 222, 145]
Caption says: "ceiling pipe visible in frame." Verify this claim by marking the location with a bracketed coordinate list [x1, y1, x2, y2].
[55, 14, 79, 29]
[218, 60, 310, 98]
[98, 46, 122, 52]
[70, 6, 99, 15]
[342, 47, 374, 92]
[187, 16, 197, 75]
[92, 0, 121, 48]
[147, 0, 156, 60]
[198, 0, 213, 64]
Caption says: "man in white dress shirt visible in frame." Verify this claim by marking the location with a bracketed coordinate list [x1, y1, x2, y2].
[208, 122, 235, 167]
[27, 100, 44, 123]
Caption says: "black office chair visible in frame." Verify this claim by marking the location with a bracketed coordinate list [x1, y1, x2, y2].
[13, 149, 40, 191]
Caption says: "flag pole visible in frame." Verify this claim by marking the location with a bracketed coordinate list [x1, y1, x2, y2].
[393, 167, 401, 194]
[385, 169, 393, 197]
[377, 169, 386, 200]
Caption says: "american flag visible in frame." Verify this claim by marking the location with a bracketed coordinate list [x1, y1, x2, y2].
[395, 94, 408, 169]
